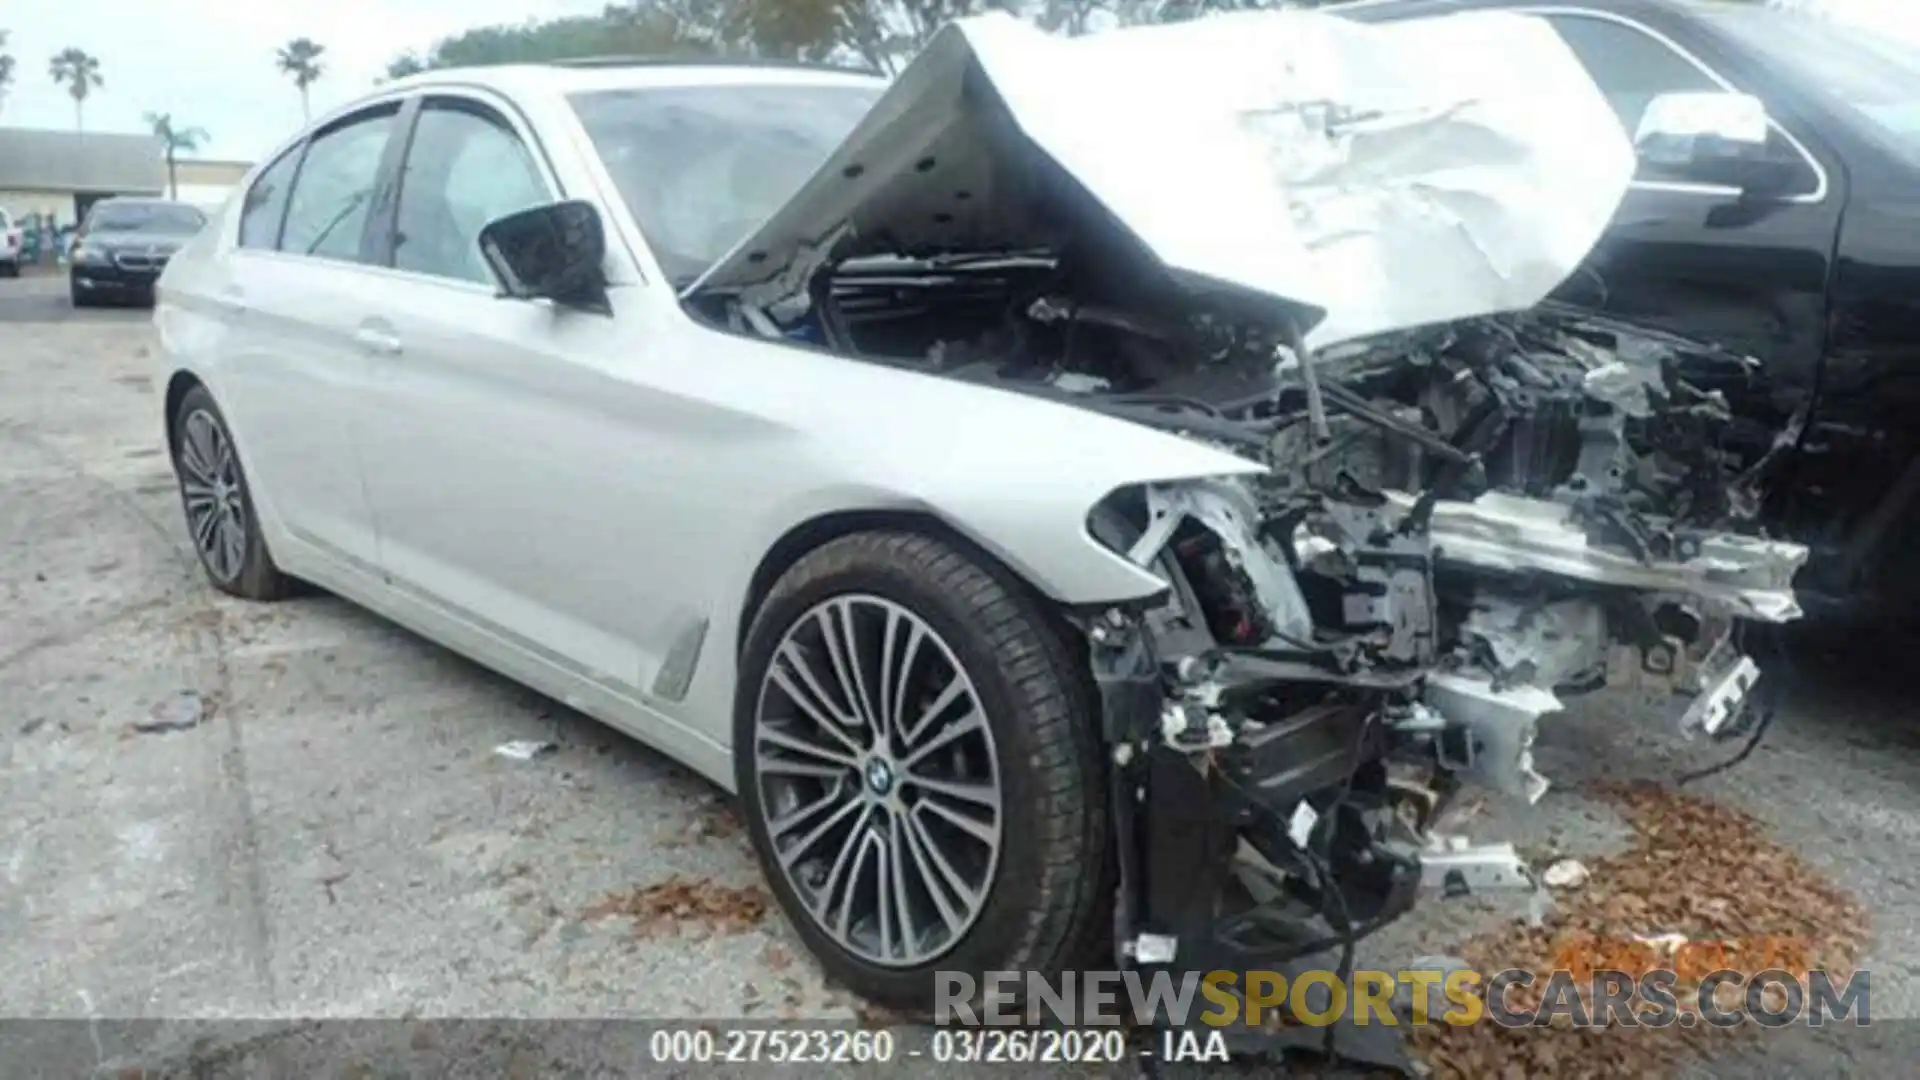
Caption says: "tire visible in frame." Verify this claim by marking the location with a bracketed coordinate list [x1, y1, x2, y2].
[69, 278, 88, 307]
[735, 531, 1109, 1014]
[169, 384, 295, 601]
[0, 261, 18, 279]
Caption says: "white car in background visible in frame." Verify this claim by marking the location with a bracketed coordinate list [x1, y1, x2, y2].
[150, 8, 1803, 1044]
[0, 208, 22, 277]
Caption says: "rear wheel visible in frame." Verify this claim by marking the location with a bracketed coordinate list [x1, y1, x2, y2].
[0, 260, 18, 279]
[68, 277, 88, 307]
[735, 531, 1109, 1013]
[169, 385, 295, 601]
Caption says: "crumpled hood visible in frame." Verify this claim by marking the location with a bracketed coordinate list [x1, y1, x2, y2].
[692, 8, 1636, 350]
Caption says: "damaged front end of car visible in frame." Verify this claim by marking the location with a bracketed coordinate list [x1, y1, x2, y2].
[1059, 298, 1806, 1059]
[684, 5, 1809, 1062]
[1078, 294, 1807, 967]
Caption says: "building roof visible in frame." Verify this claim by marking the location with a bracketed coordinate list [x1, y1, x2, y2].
[0, 127, 166, 194]
[173, 158, 254, 185]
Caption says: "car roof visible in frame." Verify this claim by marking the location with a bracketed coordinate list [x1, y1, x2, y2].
[381, 58, 889, 100]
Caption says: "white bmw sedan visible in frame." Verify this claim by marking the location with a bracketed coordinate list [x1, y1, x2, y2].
[153, 11, 1805, 1027]
[154, 53, 1192, 1010]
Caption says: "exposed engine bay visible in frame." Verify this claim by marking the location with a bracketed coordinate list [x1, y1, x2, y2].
[683, 7, 1810, 1063]
[695, 243, 1806, 793]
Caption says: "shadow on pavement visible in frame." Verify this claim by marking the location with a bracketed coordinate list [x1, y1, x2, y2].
[0, 269, 153, 325]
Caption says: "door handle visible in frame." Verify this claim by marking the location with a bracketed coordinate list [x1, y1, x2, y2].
[355, 324, 402, 357]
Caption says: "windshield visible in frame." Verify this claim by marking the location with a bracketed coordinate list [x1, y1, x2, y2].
[1704, 5, 1920, 164]
[88, 202, 207, 234]
[570, 82, 884, 284]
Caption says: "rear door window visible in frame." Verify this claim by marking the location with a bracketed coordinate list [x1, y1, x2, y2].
[239, 148, 302, 250]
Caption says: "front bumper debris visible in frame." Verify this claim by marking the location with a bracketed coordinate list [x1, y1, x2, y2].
[1088, 606, 1426, 1070]
[1411, 491, 1807, 623]
[1420, 836, 1535, 895]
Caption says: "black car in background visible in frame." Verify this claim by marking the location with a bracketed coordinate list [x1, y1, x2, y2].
[68, 198, 207, 308]
[1338, 0, 1920, 621]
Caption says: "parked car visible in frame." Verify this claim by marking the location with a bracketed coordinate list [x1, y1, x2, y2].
[1339, 0, 1920, 621]
[69, 197, 208, 307]
[0, 209, 21, 278]
[149, 9, 1801, 1045]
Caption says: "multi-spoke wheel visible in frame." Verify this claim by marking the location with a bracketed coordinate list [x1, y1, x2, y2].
[755, 594, 1003, 968]
[736, 531, 1110, 1011]
[168, 383, 294, 600]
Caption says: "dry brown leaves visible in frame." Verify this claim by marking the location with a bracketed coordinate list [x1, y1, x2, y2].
[581, 876, 771, 939]
[1408, 782, 1869, 1079]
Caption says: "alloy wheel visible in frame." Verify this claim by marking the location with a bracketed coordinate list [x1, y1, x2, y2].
[752, 594, 1004, 968]
[177, 408, 248, 584]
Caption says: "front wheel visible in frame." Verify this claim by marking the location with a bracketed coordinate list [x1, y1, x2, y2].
[735, 531, 1109, 1013]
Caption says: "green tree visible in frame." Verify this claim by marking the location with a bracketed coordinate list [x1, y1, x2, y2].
[276, 37, 326, 121]
[383, 0, 1357, 80]
[144, 112, 209, 201]
[384, 0, 1005, 76]
[1035, 0, 1105, 34]
[49, 47, 103, 132]
[384, 52, 429, 80]
[0, 31, 16, 117]
[1112, 0, 1309, 26]
[722, 0, 890, 68]
[410, 6, 718, 70]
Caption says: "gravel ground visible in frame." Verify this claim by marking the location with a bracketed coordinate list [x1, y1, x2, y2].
[2, 271, 1915, 1077]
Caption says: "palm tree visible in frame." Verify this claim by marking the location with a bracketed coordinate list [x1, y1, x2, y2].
[145, 112, 209, 201]
[276, 38, 325, 121]
[0, 31, 17, 117]
[49, 47, 102, 132]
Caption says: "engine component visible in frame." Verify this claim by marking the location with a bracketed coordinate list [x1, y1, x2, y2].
[1423, 672, 1559, 804]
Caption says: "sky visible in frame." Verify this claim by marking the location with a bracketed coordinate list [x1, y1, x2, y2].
[0, 1, 606, 161]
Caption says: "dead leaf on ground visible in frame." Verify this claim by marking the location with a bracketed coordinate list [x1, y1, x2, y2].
[1408, 782, 1870, 1079]
[580, 876, 771, 939]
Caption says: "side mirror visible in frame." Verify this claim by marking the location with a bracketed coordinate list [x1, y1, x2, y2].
[1634, 90, 1798, 197]
[477, 199, 612, 314]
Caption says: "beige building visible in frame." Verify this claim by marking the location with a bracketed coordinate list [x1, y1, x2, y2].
[170, 158, 255, 213]
[0, 126, 167, 227]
